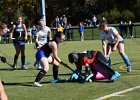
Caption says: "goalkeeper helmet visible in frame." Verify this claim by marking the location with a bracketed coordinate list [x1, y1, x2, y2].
[68, 53, 78, 63]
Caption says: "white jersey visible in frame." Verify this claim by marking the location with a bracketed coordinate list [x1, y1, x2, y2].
[36, 26, 51, 45]
[27, 28, 32, 35]
[100, 27, 123, 44]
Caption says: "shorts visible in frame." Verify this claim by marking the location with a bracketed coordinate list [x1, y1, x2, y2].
[13, 40, 25, 46]
[108, 40, 124, 47]
[36, 50, 47, 61]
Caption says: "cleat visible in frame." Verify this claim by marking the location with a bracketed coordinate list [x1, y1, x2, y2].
[36, 66, 42, 70]
[50, 78, 61, 83]
[109, 71, 121, 82]
[21, 65, 28, 70]
[11, 63, 17, 69]
[33, 82, 42, 87]
[127, 66, 132, 72]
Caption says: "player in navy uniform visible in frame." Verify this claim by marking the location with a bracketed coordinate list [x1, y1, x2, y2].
[10, 16, 28, 69]
[33, 32, 67, 87]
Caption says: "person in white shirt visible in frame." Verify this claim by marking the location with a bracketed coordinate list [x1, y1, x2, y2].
[92, 15, 97, 27]
[34, 20, 51, 70]
[99, 20, 131, 72]
[27, 27, 32, 44]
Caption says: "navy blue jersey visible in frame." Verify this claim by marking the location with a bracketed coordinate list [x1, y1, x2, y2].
[41, 39, 59, 57]
[14, 24, 25, 39]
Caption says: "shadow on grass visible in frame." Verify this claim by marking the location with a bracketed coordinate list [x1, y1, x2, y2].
[3, 81, 51, 87]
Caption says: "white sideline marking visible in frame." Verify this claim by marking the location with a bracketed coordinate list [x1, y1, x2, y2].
[95, 85, 140, 100]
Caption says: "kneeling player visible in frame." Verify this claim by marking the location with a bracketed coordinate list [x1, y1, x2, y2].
[68, 50, 121, 82]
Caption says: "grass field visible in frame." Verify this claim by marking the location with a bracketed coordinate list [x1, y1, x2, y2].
[0, 39, 140, 100]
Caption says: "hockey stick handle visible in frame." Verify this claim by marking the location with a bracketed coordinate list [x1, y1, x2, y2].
[63, 64, 83, 79]
[5, 61, 12, 67]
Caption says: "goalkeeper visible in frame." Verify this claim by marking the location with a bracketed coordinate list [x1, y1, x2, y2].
[68, 50, 121, 82]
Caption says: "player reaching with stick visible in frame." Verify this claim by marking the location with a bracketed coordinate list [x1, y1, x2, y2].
[99, 20, 131, 72]
[33, 32, 67, 87]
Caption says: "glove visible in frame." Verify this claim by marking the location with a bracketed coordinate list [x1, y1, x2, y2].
[1, 56, 6, 63]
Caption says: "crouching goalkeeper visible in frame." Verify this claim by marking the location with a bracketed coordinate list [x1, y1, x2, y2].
[68, 50, 121, 82]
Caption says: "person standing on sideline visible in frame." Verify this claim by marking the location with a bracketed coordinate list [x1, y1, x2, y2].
[66, 23, 73, 41]
[55, 16, 60, 27]
[78, 22, 84, 41]
[10, 16, 28, 69]
[34, 20, 52, 70]
[123, 22, 128, 39]
[92, 15, 97, 27]
[27, 26, 32, 44]
[128, 21, 134, 38]
[99, 20, 131, 72]
[119, 21, 124, 38]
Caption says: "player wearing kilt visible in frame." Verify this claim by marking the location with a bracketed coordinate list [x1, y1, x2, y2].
[10, 16, 28, 69]
[33, 32, 67, 87]
[99, 20, 131, 72]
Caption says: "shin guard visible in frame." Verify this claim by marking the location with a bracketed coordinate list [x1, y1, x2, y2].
[35, 69, 47, 82]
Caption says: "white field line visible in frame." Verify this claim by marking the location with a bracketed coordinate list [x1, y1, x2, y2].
[95, 85, 140, 100]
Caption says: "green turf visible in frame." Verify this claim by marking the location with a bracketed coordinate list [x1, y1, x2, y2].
[0, 39, 140, 100]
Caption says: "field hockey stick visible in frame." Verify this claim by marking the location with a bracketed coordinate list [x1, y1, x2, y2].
[0, 56, 13, 68]
[62, 63, 84, 79]
[65, 64, 94, 83]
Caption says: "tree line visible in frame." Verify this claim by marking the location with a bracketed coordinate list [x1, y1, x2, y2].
[0, 0, 140, 26]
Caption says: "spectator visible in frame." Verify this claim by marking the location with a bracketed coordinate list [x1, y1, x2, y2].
[59, 16, 63, 26]
[78, 22, 84, 41]
[119, 21, 124, 38]
[128, 21, 134, 38]
[123, 22, 128, 39]
[32, 25, 37, 40]
[57, 24, 64, 33]
[27, 26, 32, 44]
[66, 23, 73, 41]
[62, 15, 67, 27]
[55, 16, 60, 27]
[92, 15, 97, 27]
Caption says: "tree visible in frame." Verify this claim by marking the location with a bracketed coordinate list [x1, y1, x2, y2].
[121, 10, 135, 21]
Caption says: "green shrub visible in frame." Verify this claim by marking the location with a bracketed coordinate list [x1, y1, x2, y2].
[121, 10, 135, 21]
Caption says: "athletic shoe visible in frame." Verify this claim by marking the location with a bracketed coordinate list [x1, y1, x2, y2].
[109, 71, 121, 82]
[127, 66, 132, 72]
[50, 78, 61, 83]
[11, 63, 17, 69]
[36, 66, 42, 70]
[21, 65, 28, 70]
[33, 82, 42, 87]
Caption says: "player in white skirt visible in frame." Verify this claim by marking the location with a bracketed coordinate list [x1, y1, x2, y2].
[99, 20, 131, 72]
